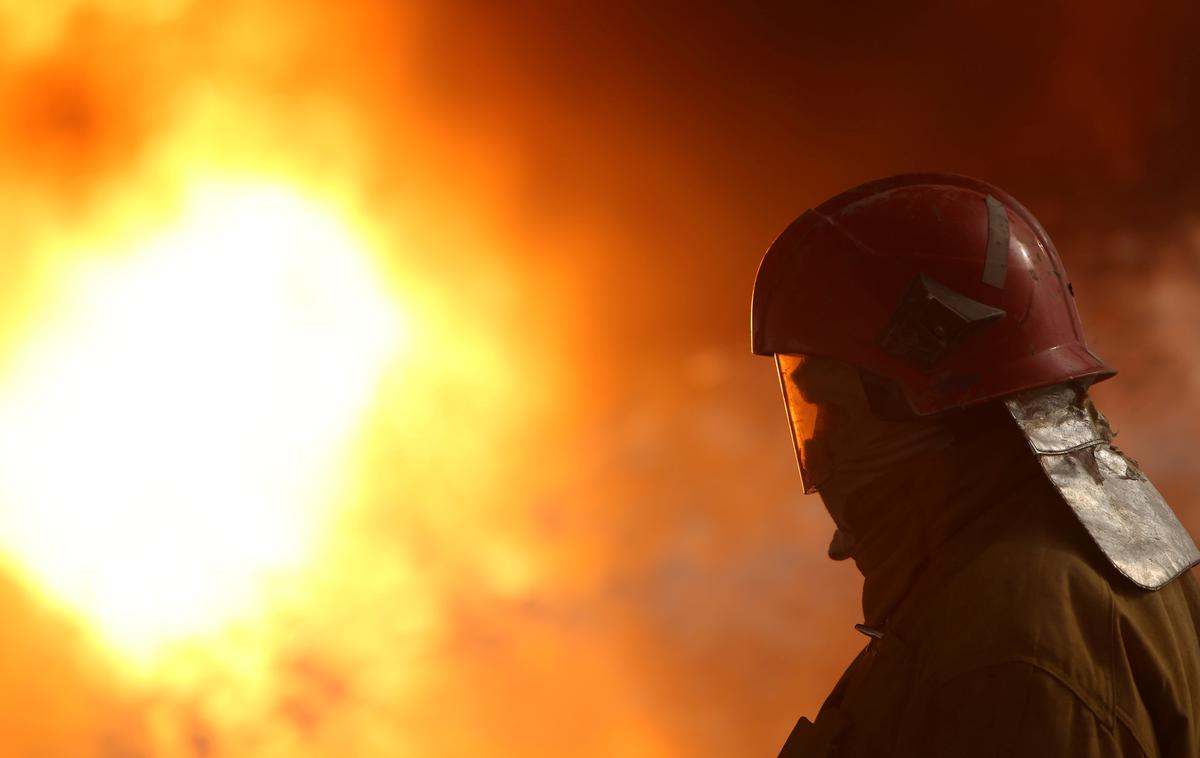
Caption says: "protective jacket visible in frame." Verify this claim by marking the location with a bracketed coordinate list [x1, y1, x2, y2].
[778, 416, 1200, 757]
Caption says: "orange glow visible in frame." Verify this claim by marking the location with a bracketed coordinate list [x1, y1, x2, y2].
[0, 179, 407, 659]
[0, 0, 574, 752]
[0, 1, 1195, 757]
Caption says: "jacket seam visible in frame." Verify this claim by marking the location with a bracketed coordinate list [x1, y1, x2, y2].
[1112, 704, 1154, 758]
[932, 657, 1112, 730]
[935, 658, 1151, 757]
[1106, 583, 1156, 758]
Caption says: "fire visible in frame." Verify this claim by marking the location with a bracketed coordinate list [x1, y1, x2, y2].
[0, 1, 599, 755]
[0, 178, 408, 659]
[0, 2, 1174, 756]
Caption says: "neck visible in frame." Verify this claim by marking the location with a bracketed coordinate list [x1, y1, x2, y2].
[830, 413, 1041, 626]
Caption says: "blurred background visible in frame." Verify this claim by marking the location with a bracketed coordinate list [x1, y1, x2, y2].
[0, 1, 1197, 755]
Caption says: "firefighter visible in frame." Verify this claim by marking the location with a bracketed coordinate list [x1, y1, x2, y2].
[752, 174, 1200, 757]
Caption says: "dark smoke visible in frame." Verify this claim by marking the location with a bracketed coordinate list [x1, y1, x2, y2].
[3, 2, 1200, 756]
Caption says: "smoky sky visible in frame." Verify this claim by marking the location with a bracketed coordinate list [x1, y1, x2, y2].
[2, 3, 1200, 756]
[389, 3, 1200, 751]
[419, 3, 1200, 234]
[384, 3, 1200, 753]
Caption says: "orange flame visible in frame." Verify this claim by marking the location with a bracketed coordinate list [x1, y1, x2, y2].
[6, 2, 1194, 757]
[0, 1, 587, 755]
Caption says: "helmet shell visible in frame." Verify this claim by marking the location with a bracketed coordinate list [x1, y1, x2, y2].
[751, 173, 1114, 415]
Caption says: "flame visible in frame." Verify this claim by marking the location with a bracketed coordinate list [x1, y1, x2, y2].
[0, 178, 407, 658]
[0, 2, 578, 753]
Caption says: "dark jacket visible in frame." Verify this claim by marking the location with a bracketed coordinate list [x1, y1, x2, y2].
[779, 420, 1200, 757]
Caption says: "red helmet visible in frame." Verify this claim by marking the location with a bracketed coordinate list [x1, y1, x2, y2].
[751, 173, 1114, 416]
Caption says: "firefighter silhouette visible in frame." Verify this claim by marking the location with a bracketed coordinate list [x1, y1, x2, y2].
[752, 174, 1200, 757]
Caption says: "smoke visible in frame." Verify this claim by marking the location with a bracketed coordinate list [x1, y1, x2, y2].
[0, 2, 1198, 757]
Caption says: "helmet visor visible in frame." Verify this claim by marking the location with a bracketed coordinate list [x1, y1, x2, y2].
[775, 353, 834, 493]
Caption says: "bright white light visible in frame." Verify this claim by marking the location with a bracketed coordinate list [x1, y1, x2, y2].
[0, 181, 407, 658]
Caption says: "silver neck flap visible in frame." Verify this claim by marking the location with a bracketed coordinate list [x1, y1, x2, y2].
[1005, 383, 1200, 591]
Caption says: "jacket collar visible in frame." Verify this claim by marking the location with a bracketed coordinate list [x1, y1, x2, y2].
[838, 418, 1042, 626]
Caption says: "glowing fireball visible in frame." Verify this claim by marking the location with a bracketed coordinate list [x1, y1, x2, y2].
[0, 179, 408, 658]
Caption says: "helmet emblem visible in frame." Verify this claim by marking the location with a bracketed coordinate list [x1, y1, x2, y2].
[876, 274, 1006, 368]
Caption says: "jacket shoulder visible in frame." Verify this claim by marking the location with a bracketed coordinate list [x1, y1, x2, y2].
[900, 487, 1119, 710]
[892, 659, 1148, 758]
[900, 487, 1200, 755]
[1109, 571, 1200, 756]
